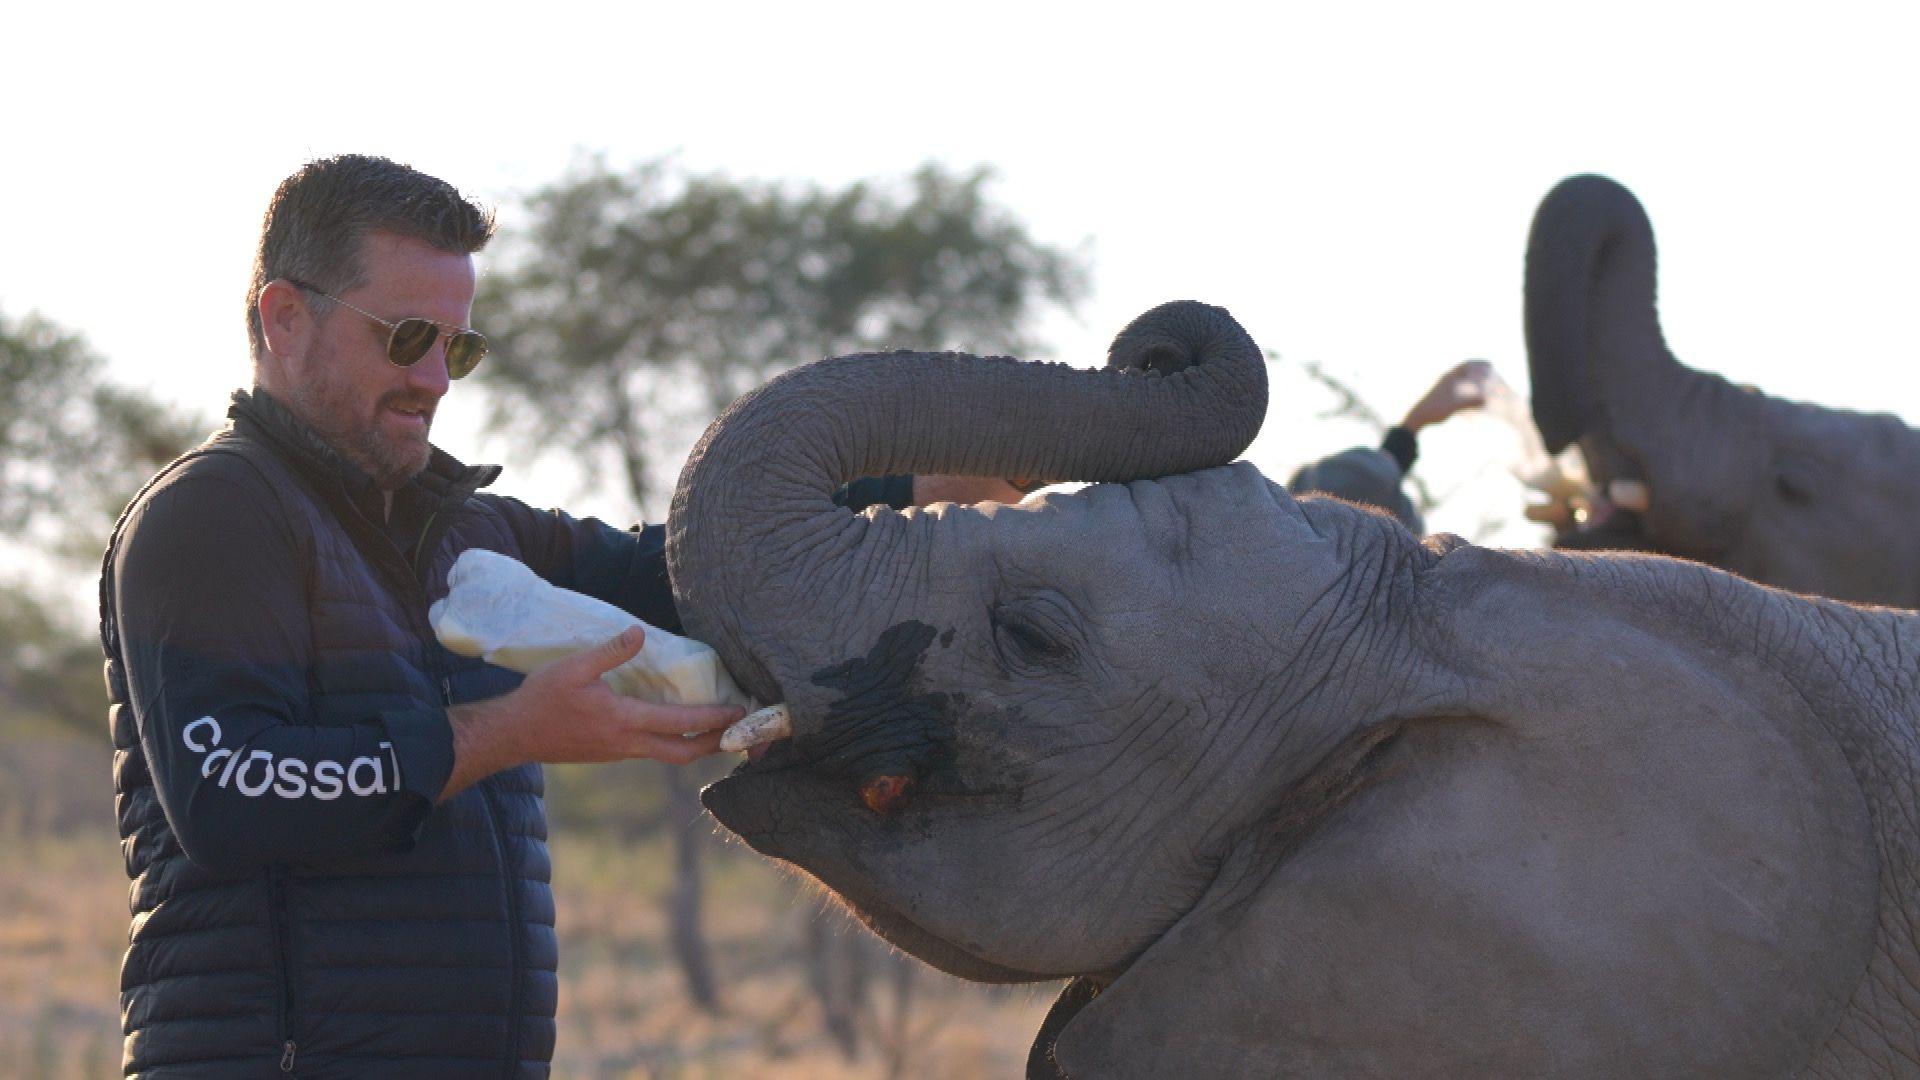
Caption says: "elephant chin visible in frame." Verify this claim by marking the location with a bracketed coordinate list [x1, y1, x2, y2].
[701, 769, 1067, 985]
[829, 879, 1065, 986]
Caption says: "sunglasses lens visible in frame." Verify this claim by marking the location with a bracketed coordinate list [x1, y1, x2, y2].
[445, 332, 488, 380]
[388, 319, 438, 368]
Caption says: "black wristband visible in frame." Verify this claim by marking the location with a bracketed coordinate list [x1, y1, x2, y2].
[1380, 426, 1418, 475]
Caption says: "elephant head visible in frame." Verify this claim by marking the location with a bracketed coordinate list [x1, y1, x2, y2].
[671, 301, 1274, 978]
[670, 303, 1903, 1076]
[1526, 173, 1920, 605]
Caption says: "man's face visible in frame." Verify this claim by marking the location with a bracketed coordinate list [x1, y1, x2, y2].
[289, 231, 476, 489]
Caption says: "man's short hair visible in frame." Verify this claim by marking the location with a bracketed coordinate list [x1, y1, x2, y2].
[247, 154, 496, 360]
[1288, 446, 1425, 534]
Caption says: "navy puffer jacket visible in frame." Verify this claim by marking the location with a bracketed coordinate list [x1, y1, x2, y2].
[102, 390, 679, 1078]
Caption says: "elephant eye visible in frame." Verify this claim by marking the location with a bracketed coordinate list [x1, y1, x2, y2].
[991, 604, 1074, 670]
[1774, 460, 1819, 504]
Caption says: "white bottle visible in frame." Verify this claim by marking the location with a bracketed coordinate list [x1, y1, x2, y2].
[429, 548, 754, 709]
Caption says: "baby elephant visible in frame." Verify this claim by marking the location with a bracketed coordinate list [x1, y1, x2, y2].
[670, 302, 1917, 1077]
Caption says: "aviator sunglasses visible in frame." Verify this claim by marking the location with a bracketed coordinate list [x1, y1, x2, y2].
[285, 279, 489, 379]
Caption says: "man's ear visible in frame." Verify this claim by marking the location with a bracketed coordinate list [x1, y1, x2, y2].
[257, 279, 313, 381]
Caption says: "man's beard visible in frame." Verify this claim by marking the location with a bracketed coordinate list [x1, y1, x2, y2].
[289, 353, 433, 489]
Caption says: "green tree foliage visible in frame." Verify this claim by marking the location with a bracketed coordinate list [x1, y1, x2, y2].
[0, 585, 107, 738]
[0, 308, 205, 737]
[0, 310, 204, 561]
[475, 156, 1089, 515]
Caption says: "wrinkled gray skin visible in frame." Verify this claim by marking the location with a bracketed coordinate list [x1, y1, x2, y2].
[669, 302, 1920, 1077]
[1529, 173, 1920, 606]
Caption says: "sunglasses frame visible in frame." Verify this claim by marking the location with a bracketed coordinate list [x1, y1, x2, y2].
[283, 278, 488, 379]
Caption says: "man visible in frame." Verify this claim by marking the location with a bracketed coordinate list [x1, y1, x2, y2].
[1287, 360, 1492, 533]
[101, 155, 1016, 1078]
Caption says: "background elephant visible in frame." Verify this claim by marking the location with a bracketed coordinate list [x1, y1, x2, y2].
[668, 303, 1920, 1077]
[1527, 173, 1920, 605]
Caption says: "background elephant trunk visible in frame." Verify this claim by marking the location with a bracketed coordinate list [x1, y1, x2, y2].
[667, 300, 1267, 711]
[1525, 174, 1778, 560]
[1526, 173, 1694, 454]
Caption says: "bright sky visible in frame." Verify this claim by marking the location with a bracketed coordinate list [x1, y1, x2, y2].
[6, 2, 1918, 543]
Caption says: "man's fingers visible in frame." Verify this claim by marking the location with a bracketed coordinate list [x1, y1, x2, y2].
[1452, 361, 1492, 404]
[623, 700, 746, 737]
[640, 729, 728, 765]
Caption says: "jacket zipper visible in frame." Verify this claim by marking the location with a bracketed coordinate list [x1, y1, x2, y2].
[416, 496, 523, 1076]
[411, 509, 443, 572]
[267, 865, 299, 1074]
[244, 407, 505, 1075]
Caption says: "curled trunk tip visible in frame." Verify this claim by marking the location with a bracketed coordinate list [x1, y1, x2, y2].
[668, 299, 1268, 713]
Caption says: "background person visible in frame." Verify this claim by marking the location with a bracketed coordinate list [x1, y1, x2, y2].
[1287, 360, 1492, 532]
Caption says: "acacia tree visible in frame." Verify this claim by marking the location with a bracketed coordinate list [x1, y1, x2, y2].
[474, 156, 1088, 1015]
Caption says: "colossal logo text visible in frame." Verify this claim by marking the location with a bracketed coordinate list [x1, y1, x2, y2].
[182, 716, 401, 800]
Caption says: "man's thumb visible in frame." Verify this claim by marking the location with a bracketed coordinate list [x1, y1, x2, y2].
[587, 625, 646, 675]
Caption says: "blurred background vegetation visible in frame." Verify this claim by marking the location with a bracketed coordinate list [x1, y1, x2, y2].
[0, 159, 1087, 1077]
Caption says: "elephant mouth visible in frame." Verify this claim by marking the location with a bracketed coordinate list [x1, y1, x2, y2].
[1554, 503, 1660, 553]
[1545, 438, 1665, 554]
[702, 756, 1061, 984]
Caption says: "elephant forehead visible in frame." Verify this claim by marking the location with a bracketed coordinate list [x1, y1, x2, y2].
[991, 465, 1292, 575]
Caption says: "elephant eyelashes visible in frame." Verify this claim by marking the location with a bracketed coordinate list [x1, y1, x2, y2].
[990, 603, 1075, 672]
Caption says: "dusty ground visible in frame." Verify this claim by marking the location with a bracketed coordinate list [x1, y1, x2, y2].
[0, 731, 1054, 1078]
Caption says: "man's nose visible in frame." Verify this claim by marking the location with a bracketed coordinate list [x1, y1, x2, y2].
[404, 339, 454, 399]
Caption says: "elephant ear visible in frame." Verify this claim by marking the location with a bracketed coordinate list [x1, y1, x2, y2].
[1025, 978, 1105, 1080]
[1043, 848, 1283, 1078]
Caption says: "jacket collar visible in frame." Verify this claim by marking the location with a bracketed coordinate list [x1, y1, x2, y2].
[227, 388, 502, 517]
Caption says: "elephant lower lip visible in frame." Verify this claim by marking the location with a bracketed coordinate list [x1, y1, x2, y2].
[724, 738, 807, 778]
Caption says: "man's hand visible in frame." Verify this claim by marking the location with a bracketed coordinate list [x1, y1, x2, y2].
[912, 474, 1033, 505]
[1400, 360, 1493, 433]
[439, 626, 744, 802]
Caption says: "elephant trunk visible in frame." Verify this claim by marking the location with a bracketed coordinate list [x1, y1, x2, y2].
[1525, 174, 1778, 561]
[1525, 174, 1695, 454]
[667, 301, 1267, 718]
